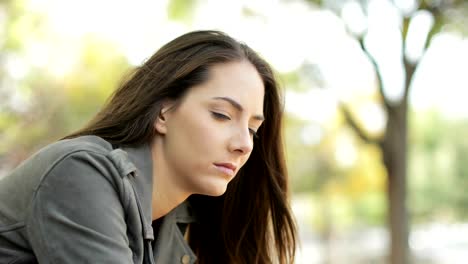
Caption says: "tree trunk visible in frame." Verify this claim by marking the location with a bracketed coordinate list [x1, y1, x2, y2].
[381, 101, 409, 264]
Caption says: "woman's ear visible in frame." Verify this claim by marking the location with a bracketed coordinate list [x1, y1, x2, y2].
[154, 102, 173, 135]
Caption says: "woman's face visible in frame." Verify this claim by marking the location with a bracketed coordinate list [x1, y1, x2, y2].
[156, 60, 265, 196]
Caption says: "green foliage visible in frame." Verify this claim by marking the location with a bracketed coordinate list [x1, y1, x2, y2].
[0, 2, 130, 165]
[279, 63, 324, 92]
[409, 110, 468, 222]
[2, 0, 45, 51]
[354, 191, 386, 226]
[439, 2, 468, 36]
[62, 36, 130, 132]
[286, 100, 387, 226]
[448, 121, 468, 218]
[167, 0, 198, 23]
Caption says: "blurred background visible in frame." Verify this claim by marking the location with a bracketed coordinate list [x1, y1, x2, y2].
[1, 0, 467, 263]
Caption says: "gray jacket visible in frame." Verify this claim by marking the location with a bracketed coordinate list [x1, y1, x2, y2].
[0, 135, 197, 264]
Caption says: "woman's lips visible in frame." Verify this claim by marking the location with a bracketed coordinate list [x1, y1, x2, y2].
[214, 163, 237, 177]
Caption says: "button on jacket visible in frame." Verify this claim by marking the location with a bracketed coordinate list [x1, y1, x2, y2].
[0, 135, 197, 263]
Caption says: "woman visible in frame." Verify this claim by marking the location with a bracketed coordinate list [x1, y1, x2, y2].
[0, 30, 297, 263]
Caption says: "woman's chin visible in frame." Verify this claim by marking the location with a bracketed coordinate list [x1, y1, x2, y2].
[203, 186, 228, 197]
[196, 179, 229, 197]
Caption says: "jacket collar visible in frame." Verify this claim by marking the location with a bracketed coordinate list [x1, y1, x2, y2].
[122, 144, 197, 229]
[122, 144, 154, 232]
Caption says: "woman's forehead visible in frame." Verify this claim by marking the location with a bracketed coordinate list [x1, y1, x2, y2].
[192, 61, 265, 107]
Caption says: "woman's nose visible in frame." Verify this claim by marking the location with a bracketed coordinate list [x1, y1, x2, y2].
[229, 127, 254, 155]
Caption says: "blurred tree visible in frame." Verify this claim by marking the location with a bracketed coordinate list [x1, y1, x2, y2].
[0, 0, 129, 170]
[409, 110, 468, 221]
[303, 0, 466, 263]
[452, 124, 468, 217]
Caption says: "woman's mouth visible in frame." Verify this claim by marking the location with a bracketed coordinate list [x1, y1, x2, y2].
[213, 163, 237, 177]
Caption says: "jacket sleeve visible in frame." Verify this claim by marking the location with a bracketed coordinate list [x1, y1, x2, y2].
[25, 151, 134, 263]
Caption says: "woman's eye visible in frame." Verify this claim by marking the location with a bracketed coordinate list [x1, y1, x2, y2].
[211, 112, 231, 120]
[249, 128, 259, 138]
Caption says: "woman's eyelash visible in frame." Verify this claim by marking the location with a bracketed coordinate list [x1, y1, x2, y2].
[249, 129, 259, 138]
[211, 112, 231, 120]
[211, 111, 259, 138]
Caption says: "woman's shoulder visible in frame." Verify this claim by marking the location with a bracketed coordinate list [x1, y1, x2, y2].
[0, 136, 130, 235]
[43, 135, 114, 157]
[25, 135, 115, 170]
[1, 136, 119, 189]
[33, 135, 123, 181]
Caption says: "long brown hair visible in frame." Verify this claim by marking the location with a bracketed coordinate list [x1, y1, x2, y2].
[65, 30, 297, 263]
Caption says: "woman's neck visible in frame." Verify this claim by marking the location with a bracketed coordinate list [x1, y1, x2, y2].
[150, 138, 190, 220]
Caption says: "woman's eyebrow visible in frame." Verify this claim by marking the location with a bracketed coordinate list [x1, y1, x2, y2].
[211, 96, 265, 121]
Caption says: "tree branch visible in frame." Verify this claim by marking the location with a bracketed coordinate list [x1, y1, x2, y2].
[401, 0, 462, 101]
[403, 58, 416, 101]
[358, 38, 392, 111]
[339, 102, 383, 145]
